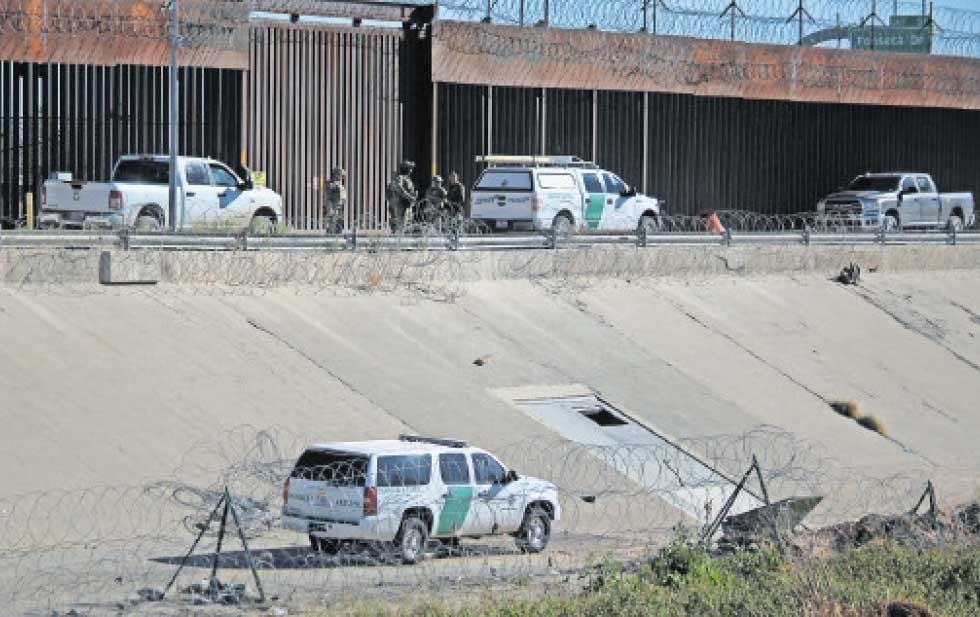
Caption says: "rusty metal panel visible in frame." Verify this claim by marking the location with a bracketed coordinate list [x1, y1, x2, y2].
[0, 0, 248, 68]
[243, 24, 404, 230]
[433, 21, 980, 111]
[0, 59, 241, 224]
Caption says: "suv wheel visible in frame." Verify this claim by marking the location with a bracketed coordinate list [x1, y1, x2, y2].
[516, 507, 550, 554]
[948, 215, 964, 232]
[883, 214, 899, 232]
[396, 517, 428, 564]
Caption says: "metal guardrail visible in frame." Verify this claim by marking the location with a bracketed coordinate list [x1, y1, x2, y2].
[0, 228, 978, 251]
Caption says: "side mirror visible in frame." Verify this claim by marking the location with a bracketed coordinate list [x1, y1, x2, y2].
[504, 470, 519, 484]
[236, 164, 253, 191]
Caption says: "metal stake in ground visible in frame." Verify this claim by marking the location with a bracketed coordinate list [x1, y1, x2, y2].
[162, 487, 266, 603]
[208, 492, 231, 599]
[227, 487, 266, 602]
[163, 491, 227, 599]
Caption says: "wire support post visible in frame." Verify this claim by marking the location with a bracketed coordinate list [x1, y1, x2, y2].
[162, 486, 266, 605]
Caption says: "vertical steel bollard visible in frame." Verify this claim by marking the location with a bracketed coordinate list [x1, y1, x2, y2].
[26, 193, 34, 230]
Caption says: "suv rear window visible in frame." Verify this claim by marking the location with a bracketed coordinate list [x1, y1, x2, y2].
[113, 160, 169, 184]
[475, 170, 533, 192]
[377, 454, 432, 487]
[290, 449, 368, 486]
[537, 173, 576, 190]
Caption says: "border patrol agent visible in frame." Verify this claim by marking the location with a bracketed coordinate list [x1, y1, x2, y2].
[387, 160, 417, 231]
[446, 171, 466, 218]
[325, 167, 346, 232]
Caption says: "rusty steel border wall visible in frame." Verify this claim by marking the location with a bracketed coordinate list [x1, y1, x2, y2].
[244, 26, 403, 231]
[434, 84, 980, 217]
[5, 13, 980, 226]
[430, 22, 980, 216]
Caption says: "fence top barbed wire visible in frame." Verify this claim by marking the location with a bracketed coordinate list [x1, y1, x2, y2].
[438, 0, 980, 58]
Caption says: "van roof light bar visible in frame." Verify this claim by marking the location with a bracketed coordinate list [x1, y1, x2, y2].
[398, 434, 468, 448]
[475, 154, 598, 169]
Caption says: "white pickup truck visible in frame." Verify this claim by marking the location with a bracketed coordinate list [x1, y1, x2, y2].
[39, 155, 283, 232]
[817, 173, 975, 231]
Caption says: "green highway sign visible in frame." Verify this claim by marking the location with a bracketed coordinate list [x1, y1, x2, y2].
[850, 26, 932, 54]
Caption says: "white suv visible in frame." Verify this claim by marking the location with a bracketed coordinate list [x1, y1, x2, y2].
[469, 155, 662, 233]
[281, 435, 560, 563]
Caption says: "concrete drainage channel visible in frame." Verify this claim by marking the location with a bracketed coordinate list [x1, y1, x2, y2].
[513, 393, 762, 525]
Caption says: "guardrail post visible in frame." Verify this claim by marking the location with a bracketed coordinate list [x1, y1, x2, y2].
[802, 226, 810, 246]
[950, 225, 957, 246]
[119, 227, 130, 251]
[723, 229, 732, 247]
[876, 227, 885, 245]
[637, 226, 647, 248]
[550, 225, 558, 250]
[448, 225, 459, 251]
[350, 222, 358, 251]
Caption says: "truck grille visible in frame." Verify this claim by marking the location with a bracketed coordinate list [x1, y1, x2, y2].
[824, 201, 862, 216]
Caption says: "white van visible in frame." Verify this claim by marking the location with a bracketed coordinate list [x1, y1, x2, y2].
[469, 155, 662, 233]
[281, 435, 560, 563]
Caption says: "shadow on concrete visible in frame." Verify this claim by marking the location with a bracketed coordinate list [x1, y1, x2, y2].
[151, 542, 521, 570]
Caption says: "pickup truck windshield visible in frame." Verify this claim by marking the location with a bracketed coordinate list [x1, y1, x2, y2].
[113, 160, 169, 184]
[847, 176, 900, 192]
[475, 170, 533, 192]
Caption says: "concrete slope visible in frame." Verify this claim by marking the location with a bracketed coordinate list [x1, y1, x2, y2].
[1, 249, 978, 512]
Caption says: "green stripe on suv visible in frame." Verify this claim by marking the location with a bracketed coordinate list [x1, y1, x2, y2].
[436, 486, 473, 535]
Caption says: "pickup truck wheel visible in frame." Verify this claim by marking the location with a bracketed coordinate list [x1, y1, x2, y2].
[948, 216, 964, 232]
[883, 215, 899, 232]
[515, 507, 550, 554]
[552, 213, 573, 235]
[249, 215, 274, 235]
[639, 215, 660, 234]
[395, 517, 428, 565]
[135, 215, 162, 232]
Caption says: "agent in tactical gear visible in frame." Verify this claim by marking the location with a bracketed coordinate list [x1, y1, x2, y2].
[325, 166, 346, 233]
[446, 171, 466, 218]
[424, 175, 448, 223]
[387, 160, 417, 231]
